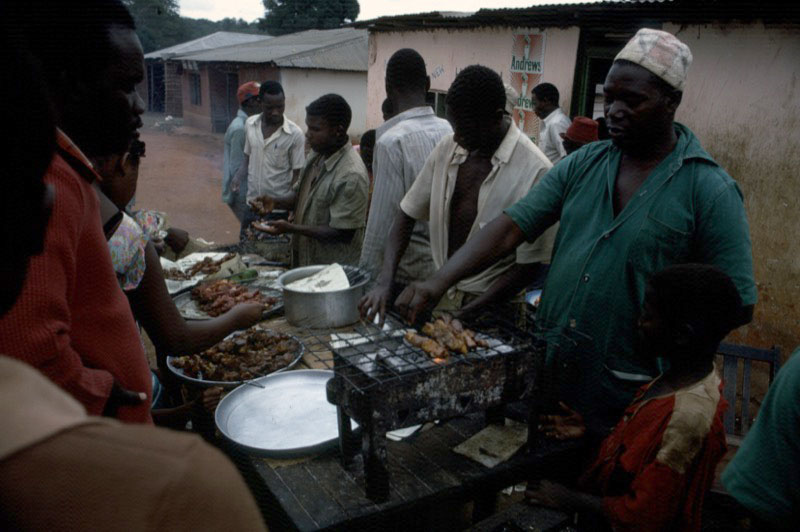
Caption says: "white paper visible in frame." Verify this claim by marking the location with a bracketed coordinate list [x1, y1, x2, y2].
[286, 263, 350, 293]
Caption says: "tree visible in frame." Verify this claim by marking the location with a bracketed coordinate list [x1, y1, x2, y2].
[260, 0, 360, 36]
[124, 0, 187, 53]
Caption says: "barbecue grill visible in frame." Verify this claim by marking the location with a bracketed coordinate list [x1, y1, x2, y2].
[299, 311, 550, 502]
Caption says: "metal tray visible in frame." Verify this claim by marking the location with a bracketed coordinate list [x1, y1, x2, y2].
[173, 288, 283, 321]
[215, 369, 357, 457]
[166, 328, 304, 389]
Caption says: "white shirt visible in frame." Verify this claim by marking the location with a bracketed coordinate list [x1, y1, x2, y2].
[400, 122, 557, 297]
[538, 107, 571, 164]
[243, 114, 305, 202]
[359, 106, 452, 284]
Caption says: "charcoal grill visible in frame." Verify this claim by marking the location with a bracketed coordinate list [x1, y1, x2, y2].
[300, 312, 548, 502]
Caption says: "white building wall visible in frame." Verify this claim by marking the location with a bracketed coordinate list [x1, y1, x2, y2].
[280, 68, 368, 141]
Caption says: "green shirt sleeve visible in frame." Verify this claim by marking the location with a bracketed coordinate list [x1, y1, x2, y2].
[328, 171, 368, 230]
[504, 157, 569, 242]
[693, 177, 757, 306]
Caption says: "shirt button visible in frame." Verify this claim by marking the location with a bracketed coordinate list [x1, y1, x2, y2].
[569, 319, 577, 328]
[583, 274, 590, 283]
[603, 233, 611, 239]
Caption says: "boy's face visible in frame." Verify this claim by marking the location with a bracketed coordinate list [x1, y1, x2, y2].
[637, 285, 672, 358]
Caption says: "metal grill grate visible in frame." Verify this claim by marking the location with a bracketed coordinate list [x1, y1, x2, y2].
[293, 309, 541, 393]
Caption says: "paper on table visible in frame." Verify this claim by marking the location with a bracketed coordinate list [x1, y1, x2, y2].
[286, 263, 349, 292]
[453, 418, 528, 468]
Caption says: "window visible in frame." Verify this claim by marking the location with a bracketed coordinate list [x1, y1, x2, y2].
[427, 91, 447, 119]
[190, 73, 201, 106]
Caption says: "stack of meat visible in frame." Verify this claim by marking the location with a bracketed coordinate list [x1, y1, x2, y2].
[404, 315, 489, 363]
[172, 328, 301, 382]
[164, 253, 236, 280]
[191, 279, 277, 317]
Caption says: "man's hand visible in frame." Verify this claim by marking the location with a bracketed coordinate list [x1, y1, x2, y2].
[200, 386, 223, 414]
[228, 302, 266, 330]
[359, 283, 392, 326]
[165, 227, 189, 254]
[539, 402, 586, 440]
[252, 219, 292, 235]
[394, 279, 446, 324]
[249, 195, 275, 216]
[525, 479, 578, 509]
[231, 174, 240, 193]
[103, 380, 147, 417]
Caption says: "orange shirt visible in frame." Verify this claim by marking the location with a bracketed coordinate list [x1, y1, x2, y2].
[0, 130, 152, 422]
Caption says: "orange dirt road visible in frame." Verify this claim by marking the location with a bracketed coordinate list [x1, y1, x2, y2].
[134, 114, 240, 246]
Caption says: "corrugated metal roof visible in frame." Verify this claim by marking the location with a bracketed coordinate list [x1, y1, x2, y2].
[144, 31, 271, 60]
[353, 0, 798, 32]
[174, 28, 368, 72]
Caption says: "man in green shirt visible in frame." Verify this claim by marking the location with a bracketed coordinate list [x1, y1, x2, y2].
[253, 94, 369, 267]
[395, 29, 756, 432]
[722, 348, 799, 529]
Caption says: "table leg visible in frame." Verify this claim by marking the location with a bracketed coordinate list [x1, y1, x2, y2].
[336, 405, 359, 469]
[363, 420, 390, 502]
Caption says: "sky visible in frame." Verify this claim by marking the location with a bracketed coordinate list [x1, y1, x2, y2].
[179, 0, 599, 23]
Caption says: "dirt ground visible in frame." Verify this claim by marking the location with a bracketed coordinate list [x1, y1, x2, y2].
[135, 113, 240, 246]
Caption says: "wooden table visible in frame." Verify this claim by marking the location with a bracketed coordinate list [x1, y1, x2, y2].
[223, 413, 582, 532]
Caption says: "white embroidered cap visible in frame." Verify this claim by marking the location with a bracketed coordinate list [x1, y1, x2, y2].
[615, 28, 693, 91]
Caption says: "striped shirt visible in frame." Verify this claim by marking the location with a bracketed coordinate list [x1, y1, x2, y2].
[359, 107, 452, 284]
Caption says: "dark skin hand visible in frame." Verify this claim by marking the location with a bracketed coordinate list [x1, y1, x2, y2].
[102, 380, 147, 418]
[255, 218, 355, 243]
[127, 242, 264, 361]
[395, 214, 525, 324]
[457, 262, 545, 319]
[359, 209, 416, 326]
[164, 227, 189, 254]
[538, 401, 587, 440]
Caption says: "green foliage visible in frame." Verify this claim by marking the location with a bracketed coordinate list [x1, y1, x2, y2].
[259, 0, 360, 36]
[123, 0, 267, 53]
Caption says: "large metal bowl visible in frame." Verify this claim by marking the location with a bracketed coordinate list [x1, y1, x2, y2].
[277, 264, 370, 328]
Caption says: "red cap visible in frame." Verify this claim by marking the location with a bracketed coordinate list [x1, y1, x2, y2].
[237, 81, 260, 104]
[560, 116, 599, 144]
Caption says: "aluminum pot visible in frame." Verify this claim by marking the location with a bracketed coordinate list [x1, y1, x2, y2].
[277, 265, 370, 328]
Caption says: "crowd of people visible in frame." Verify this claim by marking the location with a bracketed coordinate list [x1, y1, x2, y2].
[0, 0, 796, 530]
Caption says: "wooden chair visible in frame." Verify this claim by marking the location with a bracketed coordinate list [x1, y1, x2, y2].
[718, 342, 781, 439]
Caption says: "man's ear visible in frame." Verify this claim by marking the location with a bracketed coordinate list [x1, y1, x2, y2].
[425, 75, 431, 93]
[665, 90, 682, 115]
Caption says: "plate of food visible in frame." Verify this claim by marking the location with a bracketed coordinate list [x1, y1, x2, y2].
[166, 327, 304, 388]
[403, 315, 509, 364]
[162, 252, 247, 294]
[173, 279, 281, 320]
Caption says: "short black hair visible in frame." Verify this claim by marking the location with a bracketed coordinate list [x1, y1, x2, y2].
[386, 48, 427, 93]
[259, 80, 284, 98]
[381, 98, 394, 120]
[360, 129, 376, 149]
[306, 94, 351, 131]
[532, 83, 559, 105]
[12, 0, 135, 88]
[446, 65, 505, 121]
[648, 264, 743, 348]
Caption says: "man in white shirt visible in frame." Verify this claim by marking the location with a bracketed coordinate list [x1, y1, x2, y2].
[232, 80, 306, 239]
[532, 82, 572, 164]
[362, 65, 556, 324]
[358, 49, 451, 301]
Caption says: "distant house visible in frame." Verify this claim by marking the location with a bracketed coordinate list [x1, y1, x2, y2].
[159, 27, 368, 136]
[355, 0, 800, 357]
[142, 31, 271, 116]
